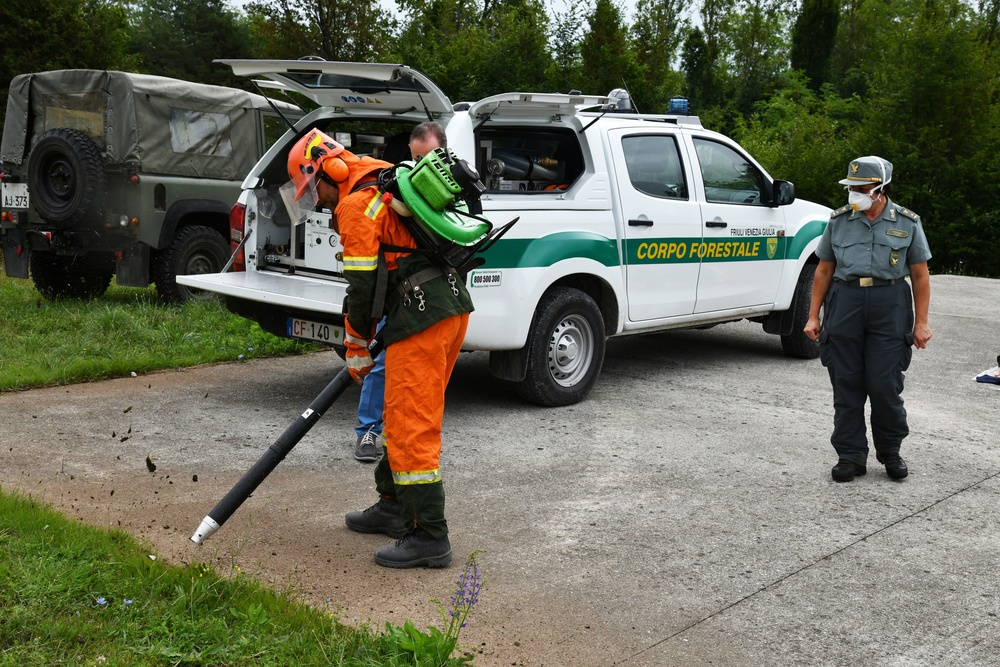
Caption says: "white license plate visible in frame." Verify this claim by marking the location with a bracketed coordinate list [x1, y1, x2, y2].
[287, 317, 342, 344]
[2, 182, 29, 209]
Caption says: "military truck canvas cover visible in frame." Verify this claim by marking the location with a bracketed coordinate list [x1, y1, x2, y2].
[1, 69, 267, 180]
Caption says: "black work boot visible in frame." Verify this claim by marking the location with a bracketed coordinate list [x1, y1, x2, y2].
[345, 497, 407, 538]
[877, 453, 909, 480]
[374, 528, 452, 569]
[831, 459, 867, 483]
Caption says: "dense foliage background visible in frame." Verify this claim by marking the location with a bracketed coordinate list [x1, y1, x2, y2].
[1, 0, 999, 276]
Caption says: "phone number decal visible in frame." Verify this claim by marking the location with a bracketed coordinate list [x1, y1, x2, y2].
[470, 270, 502, 288]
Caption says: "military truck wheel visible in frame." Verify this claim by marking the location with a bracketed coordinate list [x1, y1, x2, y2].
[515, 287, 606, 407]
[29, 251, 112, 300]
[153, 225, 231, 304]
[780, 262, 821, 359]
[28, 128, 105, 225]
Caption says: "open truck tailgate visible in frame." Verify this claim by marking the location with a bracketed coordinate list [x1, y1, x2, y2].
[177, 271, 347, 315]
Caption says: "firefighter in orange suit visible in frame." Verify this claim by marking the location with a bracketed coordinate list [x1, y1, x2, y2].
[286, 129, 473, 568]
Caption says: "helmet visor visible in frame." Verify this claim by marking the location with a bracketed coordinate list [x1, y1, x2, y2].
[279, 178, 318, 225]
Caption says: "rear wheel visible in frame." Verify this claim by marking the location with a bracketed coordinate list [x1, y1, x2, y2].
[515, 287, 606, 407]
[780, 262, 821, 359]
[152, 225, 230, 304]
[29, 251, 112, 300]
[27, 128, 105, 225]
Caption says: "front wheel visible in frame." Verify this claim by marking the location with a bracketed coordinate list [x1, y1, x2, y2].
[153, 225, 230, 304]
[780, 262, 821, 359]
[515, 287, 606, 407]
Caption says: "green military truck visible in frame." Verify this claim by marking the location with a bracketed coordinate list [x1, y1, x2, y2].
[0, 69, 302, 302]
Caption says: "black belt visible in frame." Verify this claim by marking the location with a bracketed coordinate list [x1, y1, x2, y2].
[834, 277, 903, 288]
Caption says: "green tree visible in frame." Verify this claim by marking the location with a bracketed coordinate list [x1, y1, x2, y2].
[681, 0, 733, 121]
[790, 0, 839, 90]
[733, 73, 861, 206]
[129, 0, 253, 87]
[828, 0, 901, 98]
[544, 0, 585, 92]
[979, 0, 1000, 45]
[396, 0, 550, 102]
[579, 0, 642, 100]
[0, 0, 132, 123]
[476, 0, 550, 98]
[725, 0, 791, 116]
[631, 0, 690, 113]
[856, 0, 1000, 275]
[245, 0, 396, 63]
[681, 26, 716, 113]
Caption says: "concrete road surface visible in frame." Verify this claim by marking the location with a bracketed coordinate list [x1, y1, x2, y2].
[1, 274, 998, 666]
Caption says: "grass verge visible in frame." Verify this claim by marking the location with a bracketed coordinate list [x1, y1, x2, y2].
[0, 274, 319, 392]
[0, 487, 479, 666]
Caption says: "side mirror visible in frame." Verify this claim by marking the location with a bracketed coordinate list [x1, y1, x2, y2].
[772, 179, 796, 207]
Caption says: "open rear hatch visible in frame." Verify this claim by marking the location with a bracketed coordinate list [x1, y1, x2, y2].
[216, 59, 453, 122]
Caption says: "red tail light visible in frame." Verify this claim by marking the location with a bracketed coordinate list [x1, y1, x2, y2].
[229, 202, 247, 272]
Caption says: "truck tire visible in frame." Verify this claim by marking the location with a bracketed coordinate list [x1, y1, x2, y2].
[27, 128, 105, 225]
[515, 287, 606, 407]
[780, 262, 821, 359]
[153, 225, 230, 304]
[29, 251, 112, 300]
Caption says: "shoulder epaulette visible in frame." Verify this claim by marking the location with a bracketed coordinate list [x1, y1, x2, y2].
[830, 204, 852, 218]
[894, 204, 919, 221]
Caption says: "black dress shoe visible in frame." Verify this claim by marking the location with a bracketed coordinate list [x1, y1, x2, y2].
[832, 459, 867, 482]
[878, 454, 909, 480]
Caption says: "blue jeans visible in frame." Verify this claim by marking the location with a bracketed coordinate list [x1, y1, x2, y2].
[356, 317, 386, 437]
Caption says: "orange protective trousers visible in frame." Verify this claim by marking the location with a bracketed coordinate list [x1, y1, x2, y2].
[381, 312, 469, 534]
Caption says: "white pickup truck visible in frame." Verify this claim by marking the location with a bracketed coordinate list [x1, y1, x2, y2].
[179, 60, 831, 406]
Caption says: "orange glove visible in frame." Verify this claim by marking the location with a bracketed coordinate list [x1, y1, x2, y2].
[344, 321, 374, 385]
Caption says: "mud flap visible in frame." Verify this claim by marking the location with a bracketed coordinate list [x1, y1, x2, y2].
[1, 233, 29, 278]
[116, 242, 150, 287]
[489, 344, 529, 382]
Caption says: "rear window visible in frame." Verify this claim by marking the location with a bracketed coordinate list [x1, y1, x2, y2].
[42, 92, 104, 141]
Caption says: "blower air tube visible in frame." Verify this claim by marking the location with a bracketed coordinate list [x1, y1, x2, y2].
[489, 150, 559, 182]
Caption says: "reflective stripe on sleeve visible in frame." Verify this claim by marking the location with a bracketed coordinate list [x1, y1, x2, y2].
[343, 255, 378, 271]
[364, 193, 385, 220]
[392, 469, 442, 485]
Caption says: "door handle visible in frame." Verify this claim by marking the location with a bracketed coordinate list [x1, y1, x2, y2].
[705, 220, 727, 228]
[628, 219, 653, 227]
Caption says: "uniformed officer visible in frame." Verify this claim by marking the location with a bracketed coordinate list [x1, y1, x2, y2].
[804, 156, 932, 482]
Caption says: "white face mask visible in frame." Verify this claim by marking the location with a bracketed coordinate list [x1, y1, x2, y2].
[848, 189, 879, 211]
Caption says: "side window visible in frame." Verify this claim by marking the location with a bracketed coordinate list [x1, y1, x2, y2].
[477, 127, 584, 193]
[693, 138, 766, 205]
[168, 108, 234, 157]
[622, 134, 688, 199]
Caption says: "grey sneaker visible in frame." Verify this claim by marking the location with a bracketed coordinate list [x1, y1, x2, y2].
[354, 429, 381, 463]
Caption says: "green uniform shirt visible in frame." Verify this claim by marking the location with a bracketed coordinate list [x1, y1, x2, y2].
[816, 197, 932, 281]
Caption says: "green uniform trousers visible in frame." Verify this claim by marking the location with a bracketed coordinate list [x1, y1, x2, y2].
[819, 280, 914, 465]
